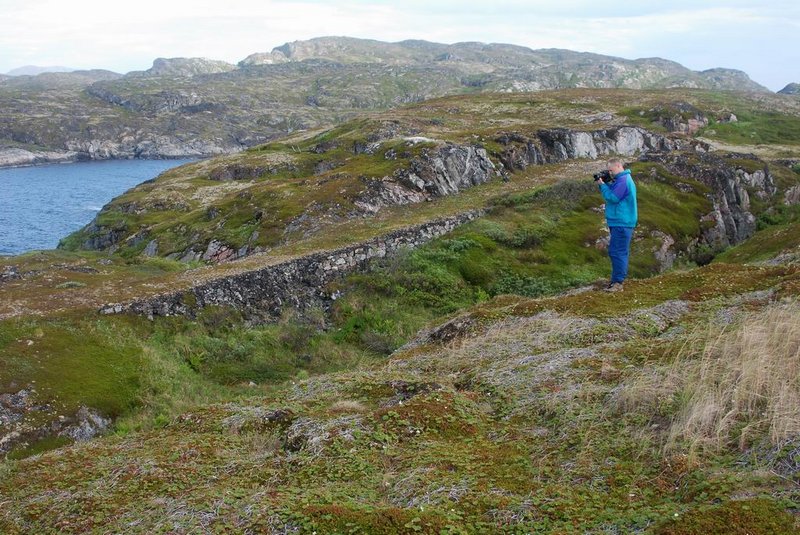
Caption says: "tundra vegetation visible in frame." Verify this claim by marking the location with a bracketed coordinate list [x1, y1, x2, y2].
[1, 88, 799, 533]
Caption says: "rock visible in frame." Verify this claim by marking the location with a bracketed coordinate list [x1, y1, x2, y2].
[0, 147, 79, 167]
[202, 240, 237, 263]
[354, 144, 495, 213]
[0, 266, 21, 283]
[496, 125, 685, 172]
[640, 152, 774, 249]
[144, 57, 237, 77]
[648, 102, 709, 134]
[58, 406, 111, 442]
[208, 164, 267, 181]
[143, 240, 158, 257]
[785, 185, 800, 206]
[651, 230, 676, 271]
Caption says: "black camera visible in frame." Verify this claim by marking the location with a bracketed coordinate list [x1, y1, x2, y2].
[593, 170, 612, 183]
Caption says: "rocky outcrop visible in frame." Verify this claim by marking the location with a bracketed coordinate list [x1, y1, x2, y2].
[640, 152, 776, 249]
[0, 386, 110, 456]
[0, 147, 81, 167]
[785, 185, 800, 206]
[87, 85, 219, 115]
[495, 126, 707, 172]
[650, 102, 709, 134]
[63, 135, 236, 161]
[100, 211, 484, 321]
[355, 144, 497, 213]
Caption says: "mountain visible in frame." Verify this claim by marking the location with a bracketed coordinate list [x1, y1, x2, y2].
[779, 82, 800, 95]
[5, 65, 76, 76]
[0, 37, 772, 168]
[241, 37, 768, 92]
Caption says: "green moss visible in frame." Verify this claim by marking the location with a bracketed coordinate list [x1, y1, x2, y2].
[654, 498, 797, 534]
[7, 435, 73, 460]
[0, 314, 143, 417]
[294, 504, 452, 534]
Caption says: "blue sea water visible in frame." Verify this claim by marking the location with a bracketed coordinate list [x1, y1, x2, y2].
[0, 159, 194, 255]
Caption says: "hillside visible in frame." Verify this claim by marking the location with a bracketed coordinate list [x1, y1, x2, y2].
[0, 36, 773, 167]
[1, 88, 800, 533]
[61, 89, 800, 265]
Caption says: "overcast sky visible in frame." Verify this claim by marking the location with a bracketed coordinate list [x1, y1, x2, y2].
[1, 0, 798, 91]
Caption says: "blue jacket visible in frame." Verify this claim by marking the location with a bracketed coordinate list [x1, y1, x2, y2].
[599, 170, 637, 228]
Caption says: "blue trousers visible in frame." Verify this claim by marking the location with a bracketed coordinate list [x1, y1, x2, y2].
[609, 226, 634, 283]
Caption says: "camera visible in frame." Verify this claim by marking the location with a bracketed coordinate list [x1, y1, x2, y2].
[593, 170, 612, 183]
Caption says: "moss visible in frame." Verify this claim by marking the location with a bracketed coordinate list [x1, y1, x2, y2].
[653, 498, 797, 534]
[374, 392, 480, 440]
[0, 314, 143, 417]
[296, 504, 452, 534]
[7, 435, 73, 460]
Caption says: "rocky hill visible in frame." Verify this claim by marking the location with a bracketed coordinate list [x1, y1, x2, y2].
[780, 83, 800, 95]
[0, 36, 772, 167]
[61, 88, 799, 267]
[1, 89, 799, 533]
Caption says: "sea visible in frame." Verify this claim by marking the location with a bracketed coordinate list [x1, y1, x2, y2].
[0, 159, 195, 255]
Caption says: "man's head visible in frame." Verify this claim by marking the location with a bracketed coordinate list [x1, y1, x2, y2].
[607, 158, 625, 176]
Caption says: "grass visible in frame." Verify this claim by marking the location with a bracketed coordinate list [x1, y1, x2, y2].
[667, 302, 800, 452]
[2, 265, 798, 532]
[700, 110, 800, 146]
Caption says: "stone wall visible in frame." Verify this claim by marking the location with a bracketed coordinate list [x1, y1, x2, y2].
[100, 210, 485, 320]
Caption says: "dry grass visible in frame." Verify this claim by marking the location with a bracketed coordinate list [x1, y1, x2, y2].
[328, 400, 368, 414]
[672, 301, 800, 450]
[619, 300, 800, 454]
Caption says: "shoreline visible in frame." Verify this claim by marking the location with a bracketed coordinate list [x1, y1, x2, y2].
[0, 152, 208, 170]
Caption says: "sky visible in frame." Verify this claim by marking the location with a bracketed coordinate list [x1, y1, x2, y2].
[1, 1, 798, 91]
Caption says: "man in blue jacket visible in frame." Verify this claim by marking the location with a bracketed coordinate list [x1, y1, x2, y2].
[596, 158, 637, 292]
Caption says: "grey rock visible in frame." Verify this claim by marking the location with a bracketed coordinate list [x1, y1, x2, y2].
[651, 230, 676, 271]
[58, 406, 111, 442]
[640, 152, 774, 249]
[143, 240, 158, 257]
[785, 185, 800, 206]
[355, 144, 495, 213]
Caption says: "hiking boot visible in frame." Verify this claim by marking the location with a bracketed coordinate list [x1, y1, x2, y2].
[604, 282, 624, 293]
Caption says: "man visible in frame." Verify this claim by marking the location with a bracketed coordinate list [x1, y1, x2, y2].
[596, 158, 637, 292]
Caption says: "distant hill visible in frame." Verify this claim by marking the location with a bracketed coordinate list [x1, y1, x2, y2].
[0, 36, 773, 167]
[136, 57, 237, 77]
[240, 36, 768, 92]
[779, 83, 800, 95]
[5, 65, 76, 76]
